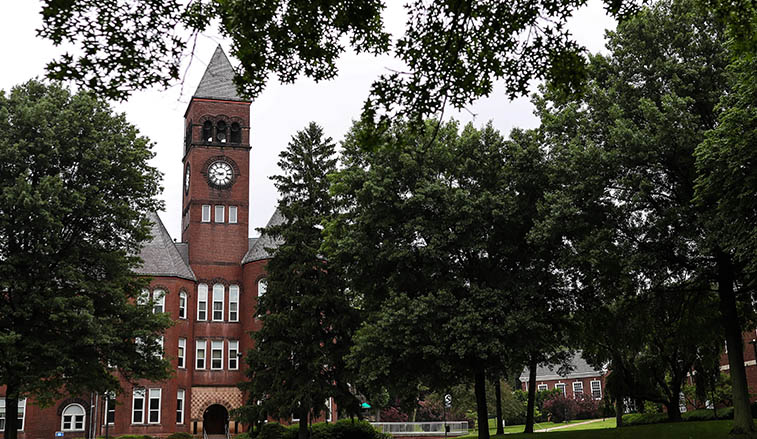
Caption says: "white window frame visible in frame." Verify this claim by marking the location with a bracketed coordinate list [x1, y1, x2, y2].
[229, 340, 239, 370]
[215, 205, 225, 223]
[258, 278, 267, 297]
[573, 381, 584, 396]
[555, 383, 566, 396]
[179, 291, 187, 319]
[152, 289, 165, 314]
[229, 206, 238, 223]
[229, 285, 239, 322]
[591, 380, 602, 399]
[326, 398, 333, 422]
[132, 388, 145, 424]
[196, 339, 206, 370]
[202, 204, 211, 222]
[103, 392, 115, 425]
[157, 335, 164, 359]
[61, 403, 86, 431]
[148, 388, 161, 424]
[211, 340, 224, 370]
[176, 389, 185, 424]
[212, 284, 225, 321]
[537, 384, 548, 391]
[178, 337, 186, 369]
[0, 398, 26, 431]
[137, 288, 149, 305]
[197, 284, 208, 321]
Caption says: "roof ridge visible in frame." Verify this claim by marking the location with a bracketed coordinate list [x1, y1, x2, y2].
[193, 45, 247, 102]
[135, 211, 197, 281]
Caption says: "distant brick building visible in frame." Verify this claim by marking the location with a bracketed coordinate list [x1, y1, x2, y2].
[519, 352, 606, 401]
[0, 46, 332, 438]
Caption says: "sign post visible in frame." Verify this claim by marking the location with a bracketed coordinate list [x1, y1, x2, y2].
[444, 394, 452, 438]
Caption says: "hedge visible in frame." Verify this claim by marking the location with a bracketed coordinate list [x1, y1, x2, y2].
[253, 420, 390, 439]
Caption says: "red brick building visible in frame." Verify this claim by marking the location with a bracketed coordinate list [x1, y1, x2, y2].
[0, 46, 332, 438]
[519, 352, 607, 401]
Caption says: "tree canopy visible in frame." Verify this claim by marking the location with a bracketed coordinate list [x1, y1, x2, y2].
[0, 80, 171, 439]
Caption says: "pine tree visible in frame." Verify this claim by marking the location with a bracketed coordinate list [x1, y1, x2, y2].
[239, 123, 359, 439]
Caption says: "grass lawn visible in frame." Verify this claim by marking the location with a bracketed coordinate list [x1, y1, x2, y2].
[461, 420, 733, 439]
[557, 418, 616, 431]
[464, 419, 597, 437]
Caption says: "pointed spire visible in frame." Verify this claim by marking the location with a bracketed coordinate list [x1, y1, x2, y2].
[193, 45, 247, 101]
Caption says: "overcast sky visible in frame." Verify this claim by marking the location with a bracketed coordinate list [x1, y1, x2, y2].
[2, 1, 615, 240]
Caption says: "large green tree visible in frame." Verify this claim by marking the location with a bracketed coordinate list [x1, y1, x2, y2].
[0, 80, 171, 439]
[532, 0, 755, 432]
[240, 123, 359, 439]
[326, 120, 569, 439]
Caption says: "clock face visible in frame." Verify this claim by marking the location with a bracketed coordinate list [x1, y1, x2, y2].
[184, 165, 190, 194]
[208, 161, 233, 187]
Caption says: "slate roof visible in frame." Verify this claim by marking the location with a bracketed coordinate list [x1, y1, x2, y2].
[241, 209, 285, 264]
[519, 351, 604, 382]
[134, 212, 196, 281]
[193, 45, 247, 102]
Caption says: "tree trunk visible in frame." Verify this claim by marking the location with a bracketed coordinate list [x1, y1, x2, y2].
[4, 381, 19, 439]
[666, 378, 682, 422]
[615, 395, 623, 429]
[298, 409, 309, 439]
[525, 354, 537, 434]
[664, 402, 682, 422]
[495, 378, 504, 435]
[716, 249, 755, 434]
[474, 367, 489, 439]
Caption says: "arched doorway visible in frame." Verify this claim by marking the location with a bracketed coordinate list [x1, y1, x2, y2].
[203, 404, 229, 435]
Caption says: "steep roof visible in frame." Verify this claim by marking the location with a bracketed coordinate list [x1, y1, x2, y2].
[242, 209, 285, 264]
[193, 45, 246, 102]
[134, 212, 196, 281]
[519, 351, 604, 382]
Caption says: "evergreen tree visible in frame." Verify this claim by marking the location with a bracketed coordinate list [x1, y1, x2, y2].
[0, 80, 171, 439]
[240, 123, 359, 439]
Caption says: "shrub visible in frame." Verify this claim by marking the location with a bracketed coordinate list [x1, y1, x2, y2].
[681, 409, 715, 422]
[716, 406, 734, 419]
[543, 395, 579, 423]
[622, 412, 667, 426]
[380, 406, 408, 422]
[574, 394, 601, 419]
[167, 434, 193, 439]
[259, 422, 296, 439]
[234, 434, 252, 439]
[330, 419, 391, 439]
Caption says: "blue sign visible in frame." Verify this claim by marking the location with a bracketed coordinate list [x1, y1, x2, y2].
[55, 432, 64, 437]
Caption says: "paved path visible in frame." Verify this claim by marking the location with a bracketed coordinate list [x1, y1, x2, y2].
[534, 418, 605, 432]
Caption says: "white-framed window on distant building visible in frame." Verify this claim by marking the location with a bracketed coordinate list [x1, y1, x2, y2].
[326, 398, 333, 422]
[229, 340, 239, 370]
[176, 389, 185, 424]
[555, 383, 566, 396]
[132, 388, 145, 424]
[215, 205, 225, 223]
[152, 289, 165, 314]
[61, 403, 86, 431]
[103, 392, 115, 425]
[178, 337, 186, 369]
[211, 340, 224, 370]
[196, 339, 206, 370]
[179, 291, 187, 319]
[0, 397, 26, 431]
[229, 206, 238, 223]
[197, 283, 208, 321]
[202, 204, 211, 222]
[148, 388, 161, 424]
[229, 285, 239, 322]
[573, 382, 583, 396]
[591, 380, 602, 399]
[212, 284, 225, 321]
[537, 384, 548, 392]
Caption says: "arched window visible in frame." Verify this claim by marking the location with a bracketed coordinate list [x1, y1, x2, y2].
[179, 291, 187, 319]
[61, 403, 85, 431]
[202, 121, 213, 142]
[230, 122, 241, 143]
[257, 278, 267, 297]
[215, 121, 227, 143]
[212, 284, 225, 321]
[229, 285, 239, 322]
[185, 122, 192, 152]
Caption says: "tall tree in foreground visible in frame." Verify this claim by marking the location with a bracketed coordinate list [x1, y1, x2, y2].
[533, 0, 754, 432]
[0, 80, 171, 439]
[240, 123, 359, 439]
[326, 121, 570, 439]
